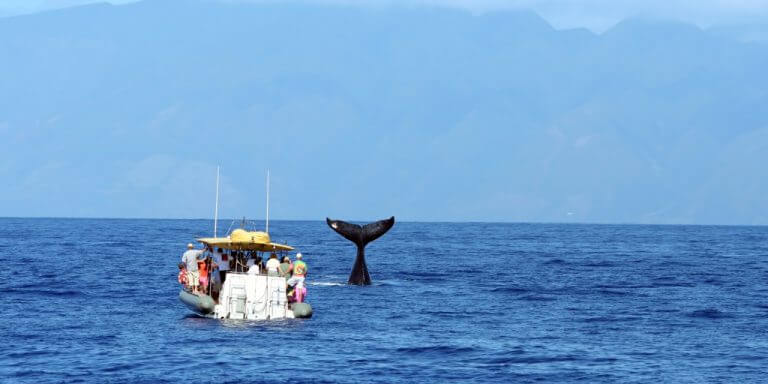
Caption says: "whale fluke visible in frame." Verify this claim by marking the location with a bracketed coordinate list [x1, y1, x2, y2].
[326, 216, 395, 285]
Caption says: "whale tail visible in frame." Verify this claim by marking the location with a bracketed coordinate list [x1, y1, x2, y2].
[326, 216, 395, 285]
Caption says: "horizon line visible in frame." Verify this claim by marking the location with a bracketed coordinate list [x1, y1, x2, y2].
[0, 215, 765, 228]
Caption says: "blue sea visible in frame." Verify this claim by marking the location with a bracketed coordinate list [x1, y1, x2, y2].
[1, 218, 767, 383]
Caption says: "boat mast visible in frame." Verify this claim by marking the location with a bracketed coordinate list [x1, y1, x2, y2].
[214, 165, 220, 237]
[265, 169, 270, 234]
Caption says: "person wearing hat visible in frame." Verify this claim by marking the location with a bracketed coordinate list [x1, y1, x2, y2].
[181, 243, 203, 294]
[287, 253, 307, 288]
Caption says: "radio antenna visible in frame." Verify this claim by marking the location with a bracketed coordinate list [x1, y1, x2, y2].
[214, 165, 220, 237]
[265, 169, 270, 234]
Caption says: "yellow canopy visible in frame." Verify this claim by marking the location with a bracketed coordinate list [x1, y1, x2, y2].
[197, 229, 294, 252]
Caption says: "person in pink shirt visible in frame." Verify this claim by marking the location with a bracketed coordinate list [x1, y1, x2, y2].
[177, 263, 188, 289]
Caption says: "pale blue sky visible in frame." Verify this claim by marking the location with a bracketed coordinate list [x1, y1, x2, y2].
[2, 0, 767, 31]
[2, 0, 768, 223]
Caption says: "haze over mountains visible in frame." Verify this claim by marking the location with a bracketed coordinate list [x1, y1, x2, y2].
[2, 0, 767, 224]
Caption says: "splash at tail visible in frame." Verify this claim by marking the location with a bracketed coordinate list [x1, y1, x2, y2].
[326, 216, 395, 285]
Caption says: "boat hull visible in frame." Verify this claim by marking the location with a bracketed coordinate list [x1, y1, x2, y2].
[179, 274, 312, 320]
[179, 290, 216, 315]
[291, 302, 313, 318]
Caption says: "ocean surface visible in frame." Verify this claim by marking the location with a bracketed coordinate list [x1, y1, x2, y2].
[1, 218, 767, 383]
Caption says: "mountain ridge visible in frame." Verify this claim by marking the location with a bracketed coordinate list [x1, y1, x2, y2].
[1, 0, 767, 224]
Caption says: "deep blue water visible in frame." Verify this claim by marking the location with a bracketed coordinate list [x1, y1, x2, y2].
[1, 218, 768, 383]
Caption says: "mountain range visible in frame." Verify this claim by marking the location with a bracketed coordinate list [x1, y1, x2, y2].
[1, 0, 767, 224]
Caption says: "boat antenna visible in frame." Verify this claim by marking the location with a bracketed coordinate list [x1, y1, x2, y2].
[266, 169, 270, 234]
[214, 165, 220, 237]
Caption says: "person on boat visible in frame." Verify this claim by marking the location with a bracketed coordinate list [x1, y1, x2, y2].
[212, 247, 229, 284]
[287, 253, 308, 303]
[279, 256, 292, 278]
[247, 255, 261, 275]
[240, 251, 251, 272]
[198, 254, 210, 295]
[250, 254, 264, 274]
[266, 253, 281, 276]
[209, 256, 221, 298]
[246, 252, 255, 270]
[181, 243, 202, 293]
[287, 253, 307, 287]
[235, 251, 247, 272]
[177, 263, 188, 289]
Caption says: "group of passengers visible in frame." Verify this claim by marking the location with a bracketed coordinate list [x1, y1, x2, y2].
[178, 244, 307, 299]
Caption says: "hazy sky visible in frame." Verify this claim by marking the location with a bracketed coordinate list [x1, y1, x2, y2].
[2, 0, 767, 31]
[2, 0, 767, 223]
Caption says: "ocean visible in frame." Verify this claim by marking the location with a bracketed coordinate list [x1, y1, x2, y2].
[1, 218, 767, 383]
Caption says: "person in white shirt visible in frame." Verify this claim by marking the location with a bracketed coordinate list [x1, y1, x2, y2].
[247, 254, 261, 275]
[212, 248, 229, 284]
[181, 243, 203, 293]
[265, 253, 281, 276]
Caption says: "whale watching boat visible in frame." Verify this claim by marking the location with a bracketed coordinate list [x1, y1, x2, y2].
[178, 228, 312, 320]
[178, 169, 312, 320]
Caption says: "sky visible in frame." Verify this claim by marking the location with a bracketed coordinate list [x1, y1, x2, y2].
[1, 0, 768, 31]
[1, 0, 767, 223]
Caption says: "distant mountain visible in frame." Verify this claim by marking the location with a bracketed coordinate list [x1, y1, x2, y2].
[1, 0, 767, 224]
[709, 23, 768, 43]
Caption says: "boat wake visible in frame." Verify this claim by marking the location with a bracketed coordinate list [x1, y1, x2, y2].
[309, 281, 346, 287]
[308, 281, 401, 287]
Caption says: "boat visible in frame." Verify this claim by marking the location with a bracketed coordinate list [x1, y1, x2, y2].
[179, 228, 313, 320]
[178, 168, 312, 320]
